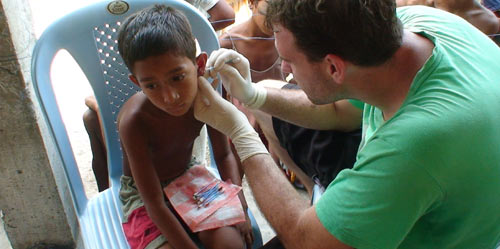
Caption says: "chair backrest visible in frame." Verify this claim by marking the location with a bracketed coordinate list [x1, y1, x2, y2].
[31, 0, 219, 214]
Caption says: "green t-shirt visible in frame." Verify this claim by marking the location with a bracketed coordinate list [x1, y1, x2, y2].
[316, 6, 500, 249]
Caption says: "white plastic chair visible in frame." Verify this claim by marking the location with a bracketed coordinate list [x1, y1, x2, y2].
[31, 0, 262, 248]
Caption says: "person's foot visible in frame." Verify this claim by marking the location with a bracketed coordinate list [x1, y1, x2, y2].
[279, 161, 306, 190]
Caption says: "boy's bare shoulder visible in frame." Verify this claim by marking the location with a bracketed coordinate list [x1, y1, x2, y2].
[117, 91, 202, 141]
[117, 92, 157, 135]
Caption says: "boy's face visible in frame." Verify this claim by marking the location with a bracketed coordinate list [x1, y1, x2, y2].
[253, 0, 272, 35]
[129, 52, 207, 116]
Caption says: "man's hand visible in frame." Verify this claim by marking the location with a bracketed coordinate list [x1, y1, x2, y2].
[194, 76, 268, 161]
[206, 48, 267, 109]
[194, 76, 248, 139]
[235, 214, 254, 249]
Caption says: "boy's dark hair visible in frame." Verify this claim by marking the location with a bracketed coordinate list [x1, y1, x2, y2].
[118, 5, 196, 72]
[265, 0, 403, 66]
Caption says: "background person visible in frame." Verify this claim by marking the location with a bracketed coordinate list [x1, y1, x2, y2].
[396, 0, 499, 34]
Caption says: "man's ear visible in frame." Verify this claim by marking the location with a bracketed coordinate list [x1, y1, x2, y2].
[129, 74, 140, 87]
[196, 52, 208, 76]
[324, 54, 346, 84]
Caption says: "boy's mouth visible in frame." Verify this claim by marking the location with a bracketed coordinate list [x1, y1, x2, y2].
[165, 103, 185, 113]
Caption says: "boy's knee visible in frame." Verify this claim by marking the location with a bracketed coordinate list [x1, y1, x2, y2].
[199, 227, 245, 249]
[216, 238, 245, 249]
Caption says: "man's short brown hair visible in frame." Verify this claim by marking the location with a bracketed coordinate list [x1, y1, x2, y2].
[266, 0, 403, 66]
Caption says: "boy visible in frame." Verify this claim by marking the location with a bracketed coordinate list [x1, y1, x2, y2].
[116, 5, 251, 249]
[83, 0, 235, 193]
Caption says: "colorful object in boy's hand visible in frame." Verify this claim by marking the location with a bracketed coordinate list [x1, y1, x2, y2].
[164, 164, 245, 232]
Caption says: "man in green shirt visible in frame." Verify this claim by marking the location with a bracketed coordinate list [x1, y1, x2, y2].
[193, 0, 500, 248]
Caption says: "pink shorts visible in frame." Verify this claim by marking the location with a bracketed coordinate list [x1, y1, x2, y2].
[122, 206, 164, 249]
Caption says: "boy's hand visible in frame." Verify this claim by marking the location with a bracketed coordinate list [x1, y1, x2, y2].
[236, 213, 254, 248]
[206, 48, 267, 109]
[194, 76, 268, 162]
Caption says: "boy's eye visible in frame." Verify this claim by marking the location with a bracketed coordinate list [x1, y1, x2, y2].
[172, 73, 186, 82]
[145, 83, 157, 89]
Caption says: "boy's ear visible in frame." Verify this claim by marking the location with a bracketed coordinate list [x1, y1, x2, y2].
[129, 74, 140, 87]
[324, 54, 346, 84]
[196, 52, 208, 76]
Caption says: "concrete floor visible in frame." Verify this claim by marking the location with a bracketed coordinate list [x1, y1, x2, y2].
[0, 211, 12, 249]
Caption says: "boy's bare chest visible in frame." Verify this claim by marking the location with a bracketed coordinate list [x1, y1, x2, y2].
[146, 118, 205, 180]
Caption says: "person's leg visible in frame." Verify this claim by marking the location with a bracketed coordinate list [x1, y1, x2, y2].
[83, 100, 109, 191]
[158, 243, 175, 249]
[251, 80, 315, 195]
[252, 81, 361, 194]
[198, 226, 245, 249]
[252, 108, 314, 195]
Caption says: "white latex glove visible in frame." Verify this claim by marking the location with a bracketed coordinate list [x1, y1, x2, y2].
[194, 76, 268, 161]
[205, 48, 267, 109]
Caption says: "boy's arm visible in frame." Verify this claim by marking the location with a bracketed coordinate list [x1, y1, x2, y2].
[119, 115, 198, 249]
[207, 126, 254, 246]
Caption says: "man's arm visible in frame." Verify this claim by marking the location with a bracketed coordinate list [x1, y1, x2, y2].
[257, 80, 362, 131]
[194, 77, 353, 248]
[205, 49, 362, 132]
[207, 125, 243, 187]
[207, 126, 254, 247]
[242, 154, 353, 249]
[207, 0, 235, 31]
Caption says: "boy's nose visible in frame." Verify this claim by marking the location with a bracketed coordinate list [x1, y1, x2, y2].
[162, 88, 179, 104]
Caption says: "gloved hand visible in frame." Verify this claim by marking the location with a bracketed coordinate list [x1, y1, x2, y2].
[194, 76, 268, 161]
[205, 48, 267, 109]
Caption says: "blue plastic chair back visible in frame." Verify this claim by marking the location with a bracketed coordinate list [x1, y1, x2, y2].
[31, 0, 262, 248]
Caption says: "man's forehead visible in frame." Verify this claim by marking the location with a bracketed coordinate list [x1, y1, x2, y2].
[274, 25, 299, 62]
[272, 23, 283, 33]
[274, 25, 295, 47]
